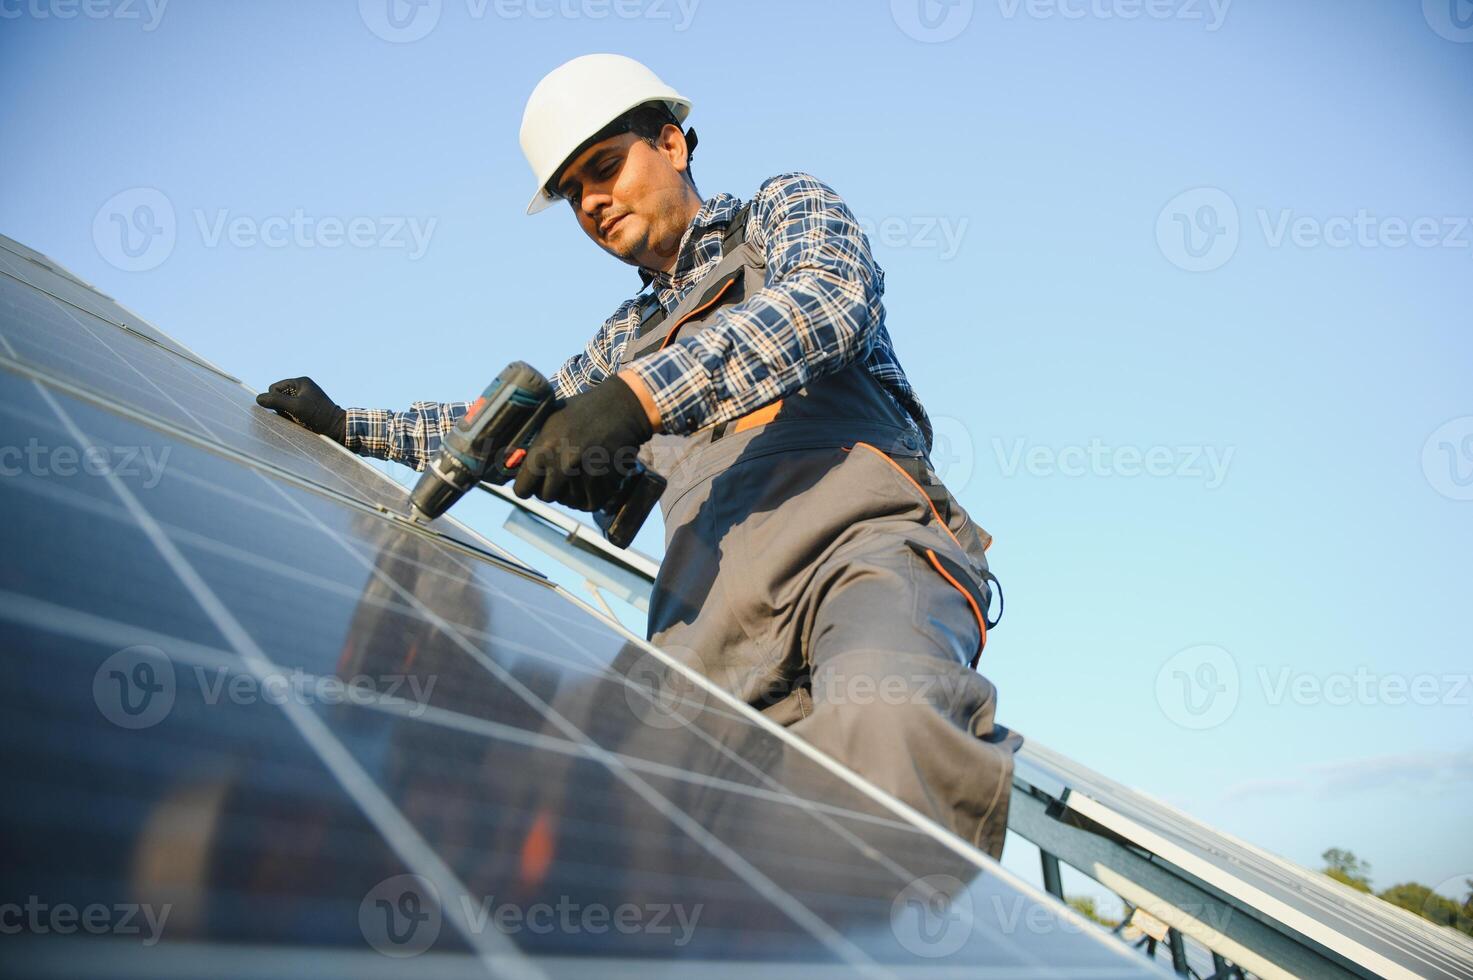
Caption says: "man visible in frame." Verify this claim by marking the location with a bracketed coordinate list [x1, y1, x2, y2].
[257, 54, 1019, 858]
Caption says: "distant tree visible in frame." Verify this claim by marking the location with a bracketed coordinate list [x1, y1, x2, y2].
[1321, 848, 1372, 892]
[1378, 882, 1435, 915]
[1067, 896, 1119, 928]
[1319, 849, 1473, 937]
[1378, 881, 1473, 938]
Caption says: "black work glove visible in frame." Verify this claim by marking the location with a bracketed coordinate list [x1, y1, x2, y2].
[255, 377, 347, 443]
[513, 377, 654, 511]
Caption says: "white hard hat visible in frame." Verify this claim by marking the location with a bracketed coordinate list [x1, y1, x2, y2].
[519, 54, 692, 215]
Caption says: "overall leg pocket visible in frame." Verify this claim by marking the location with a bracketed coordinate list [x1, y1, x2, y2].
[905, 541, 991, 669]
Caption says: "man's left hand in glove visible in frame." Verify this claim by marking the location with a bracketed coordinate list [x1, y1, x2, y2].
[255, 376, 346, 443]
[512, 373, 656, 511]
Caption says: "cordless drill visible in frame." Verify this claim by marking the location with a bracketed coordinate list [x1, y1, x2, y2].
[408, 361, 666, 549]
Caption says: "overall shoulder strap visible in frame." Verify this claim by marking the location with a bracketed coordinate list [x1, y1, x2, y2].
[632, 291, 667, 339]
[621, 202, 761, 363]
[722, 202, 753, 251]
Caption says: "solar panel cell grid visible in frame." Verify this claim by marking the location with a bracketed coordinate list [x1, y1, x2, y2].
[0, 270, 533, 567]
[0, 239, 203, 364]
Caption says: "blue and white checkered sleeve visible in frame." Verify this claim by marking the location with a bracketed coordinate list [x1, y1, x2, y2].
[343, 401, 470, 472]
[343, 301, 637, 470]
[626, 173, 885, 435]
[548, 299, 638, 399]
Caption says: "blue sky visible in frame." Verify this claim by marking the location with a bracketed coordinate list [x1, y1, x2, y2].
[3, 0, 1470, 897]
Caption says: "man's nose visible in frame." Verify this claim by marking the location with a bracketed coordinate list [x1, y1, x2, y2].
[580, 192, 609, 219]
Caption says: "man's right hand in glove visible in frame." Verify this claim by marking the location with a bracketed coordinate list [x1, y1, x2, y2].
[512, 375, 654, 512]
[255, 377, 346, 443]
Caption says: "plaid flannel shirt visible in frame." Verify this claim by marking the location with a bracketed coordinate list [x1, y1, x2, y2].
[344, 172, 932, 470]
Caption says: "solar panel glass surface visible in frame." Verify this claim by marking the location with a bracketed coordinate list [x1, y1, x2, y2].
[0, 243, 1161, 978]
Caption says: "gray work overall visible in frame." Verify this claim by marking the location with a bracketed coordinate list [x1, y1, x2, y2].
[616, 208, 1020, 858]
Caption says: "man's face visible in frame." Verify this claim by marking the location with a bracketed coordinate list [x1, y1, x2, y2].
[552, 125, 696, 271]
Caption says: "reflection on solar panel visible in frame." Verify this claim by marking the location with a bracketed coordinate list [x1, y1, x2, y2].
[0, 235, 1161, 978]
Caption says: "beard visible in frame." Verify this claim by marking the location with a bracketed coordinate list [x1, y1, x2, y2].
[599, 213, 644, 262]
[597, 187, 690, 269]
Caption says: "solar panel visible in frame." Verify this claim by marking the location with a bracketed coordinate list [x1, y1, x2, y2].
[0, 238, 1162, 977]
[1014, 742, 1473, 979]
[0, 236, 225, 374]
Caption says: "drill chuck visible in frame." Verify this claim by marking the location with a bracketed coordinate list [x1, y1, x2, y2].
[409, 361, 553, 522]
[407, 361, 665, 549]
[408, 456, 472, 523]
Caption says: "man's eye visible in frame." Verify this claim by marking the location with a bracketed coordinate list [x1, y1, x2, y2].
[598, 161, 618, 180]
